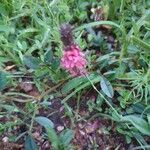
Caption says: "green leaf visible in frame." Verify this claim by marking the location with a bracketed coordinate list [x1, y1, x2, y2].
[0, 71, 8, 91]
[18, 28, 38, 38]
[131, 36, 150, 52]
[96, 94, 104, 107]
[62, 74, 98, 94]
[125, 135, 132, 144]
[0, 104, 19, 112]
[96, 52, 120, 63]
[100, 77, 114, 98]
[122, 115, 150, 136]
[132, 132, 148, 146]
[62, 76, 86, 94]
[35, 116, 54, 129]
[0, 25, 15, 33]
[51, 58, 60, 70]
[23, 56, 40, 69]
[35, 117, 59, 150]
[62, 74, 101, 102]
[25, 135, 38, 150]
[60, 129, 74, 145]
[35, 67, 49, 80]
[147, 115, 150, 124]
[0, 4, 8, 16]
[75, 21, 121, 32]
[44, 50, 53, 63]
[46, 127, 60, 150]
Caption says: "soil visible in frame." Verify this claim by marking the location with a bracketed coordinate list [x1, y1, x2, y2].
[0, 96, 136, 150]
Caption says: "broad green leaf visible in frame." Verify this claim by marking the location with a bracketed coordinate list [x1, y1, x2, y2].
[25, 135, 38, 150]
[0, 71, 8, 91]
[75, 21, 121, 32]
[46, 127, 59, 150]
[60, 129, 74, 145]
[23, 56, 40, 69]
[100, 77, 114, 98]
[44, 50, 53, 63]
[35, 67, 49, 79]
[0, 57, 11, 63]
[0, 25, 15, 33]
[62, 76, 86, 94]
[122, 115, 150, 136]
[132, 132, 148, 146]
[35, 116, 54, 128]
[0, 4, 8, 16]
[125, 135, 132, 144]
[51, 58, 60, 70]
[128, 10, 150, 37]
[62, 74, 101, 102]
[18, 28, 38, 38]
[131, 36, 150, 52]
[132, 103, 145, 114]
[35, 117, 59, 150]
[0, 104, 19, 112]
[62, 74, 98, 94]
[96, 52, 119, 63]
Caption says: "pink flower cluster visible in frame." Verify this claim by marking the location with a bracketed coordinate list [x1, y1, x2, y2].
[61, 44, 87, 76]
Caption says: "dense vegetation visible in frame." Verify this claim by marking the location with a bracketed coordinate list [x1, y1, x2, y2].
[0, 0, 150, 149]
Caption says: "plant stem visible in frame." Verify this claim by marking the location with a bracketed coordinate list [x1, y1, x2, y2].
[75, 92, 81, 121]
[85, 74, 121, 119]
[29, 103, 38, 134]
[144, 68, 150, 81]
[119, 26, 128, 65]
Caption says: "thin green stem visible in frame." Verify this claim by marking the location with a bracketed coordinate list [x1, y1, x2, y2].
[119, 26, 128, 65]
[120, 0, 125, 14]
[29, 104, 38, 134]
[144, 68, 150, 81]
[75, 92, 81, 121]
[85, 74, 121, 119]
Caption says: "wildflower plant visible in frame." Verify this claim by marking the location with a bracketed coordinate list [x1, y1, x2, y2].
[60, 23, 87, 76]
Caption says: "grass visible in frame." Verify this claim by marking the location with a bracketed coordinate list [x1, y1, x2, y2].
[0, 0, 150, 149]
